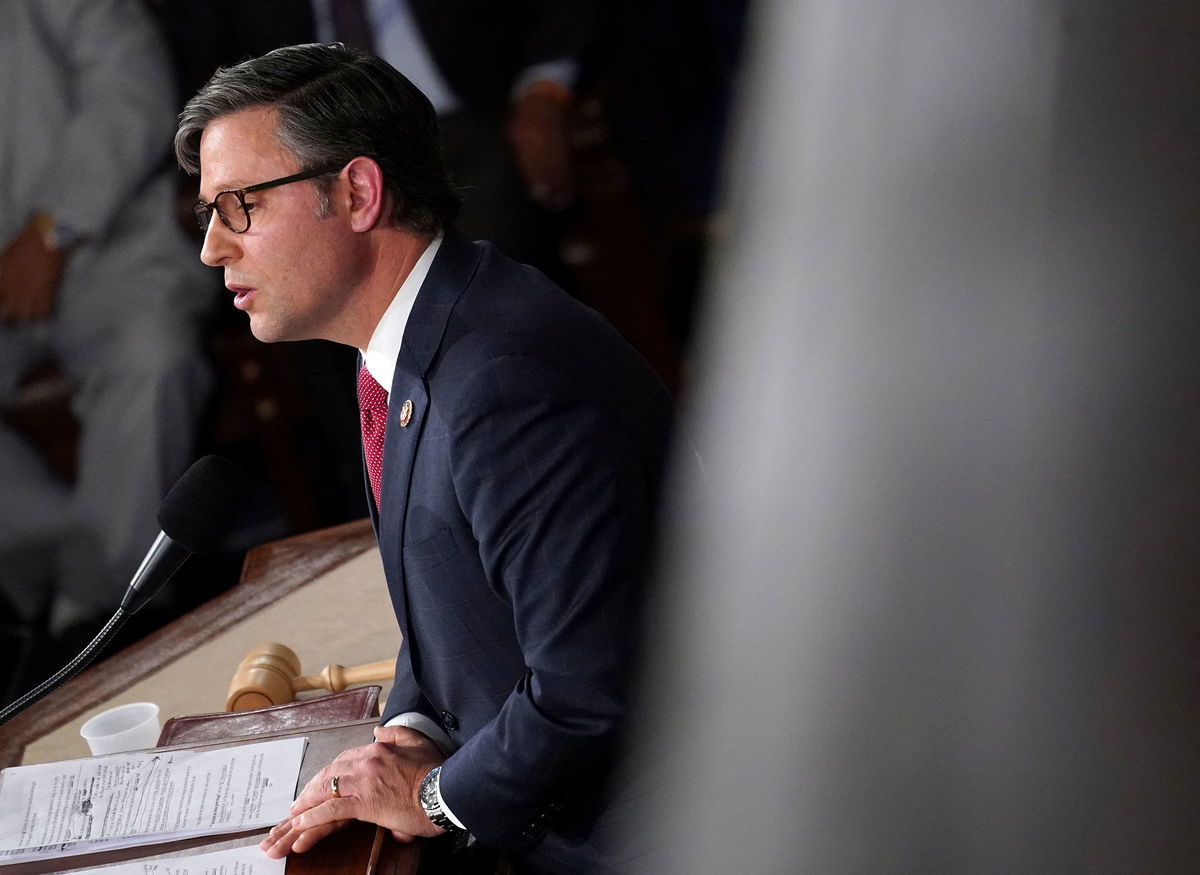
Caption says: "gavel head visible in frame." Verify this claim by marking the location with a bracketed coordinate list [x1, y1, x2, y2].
[226, 642, 302, 711]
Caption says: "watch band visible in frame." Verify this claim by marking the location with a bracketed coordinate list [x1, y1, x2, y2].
[419, 766, 461, 832]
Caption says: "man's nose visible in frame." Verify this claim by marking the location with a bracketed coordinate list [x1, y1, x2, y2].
[200, 219, 238, 267]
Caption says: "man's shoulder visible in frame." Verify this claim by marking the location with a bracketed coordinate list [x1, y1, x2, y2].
[432, 235, 596, 336]
[422, 231, 669, 399]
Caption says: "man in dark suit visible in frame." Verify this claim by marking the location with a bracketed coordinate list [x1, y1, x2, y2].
[176, 43, 672, 873]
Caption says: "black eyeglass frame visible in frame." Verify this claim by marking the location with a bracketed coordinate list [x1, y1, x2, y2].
[193, 166, 341, 234]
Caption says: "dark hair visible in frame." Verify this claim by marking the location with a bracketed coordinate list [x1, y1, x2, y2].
[176, 43, 459, 234]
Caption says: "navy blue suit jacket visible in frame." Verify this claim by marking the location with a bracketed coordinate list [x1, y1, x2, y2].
[368, 231, 672, 870]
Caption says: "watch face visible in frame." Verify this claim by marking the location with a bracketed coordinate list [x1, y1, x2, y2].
[419, 767, 461, 832]
[420, 768, 439, 808]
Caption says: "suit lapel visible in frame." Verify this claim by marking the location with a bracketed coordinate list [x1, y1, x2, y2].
[377, 231, 482, 666]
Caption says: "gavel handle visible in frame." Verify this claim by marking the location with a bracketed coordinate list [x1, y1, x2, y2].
[294, 659, 395, 694]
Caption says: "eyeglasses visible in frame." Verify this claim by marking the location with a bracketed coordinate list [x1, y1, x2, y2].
[193, 167, 340, 234]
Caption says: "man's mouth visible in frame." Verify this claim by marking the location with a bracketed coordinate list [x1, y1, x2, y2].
[227, 283, 255, 310]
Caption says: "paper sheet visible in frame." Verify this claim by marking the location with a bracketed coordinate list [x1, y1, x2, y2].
[0, 737, 306, 865]
[67, 843, 286, 875]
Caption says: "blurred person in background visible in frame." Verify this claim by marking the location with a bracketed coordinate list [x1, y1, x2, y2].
[0, 0, 213, 646]
[601, 0, 749, 353]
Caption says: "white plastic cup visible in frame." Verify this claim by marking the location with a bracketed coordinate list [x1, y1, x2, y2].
[79, 702, 161, 755]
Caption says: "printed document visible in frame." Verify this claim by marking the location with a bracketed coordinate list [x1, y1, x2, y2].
[67, 843, 286, 874]
[0, 736, 306, 865]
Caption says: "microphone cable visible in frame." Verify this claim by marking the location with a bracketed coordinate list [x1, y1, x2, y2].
[0, 608, 131, 726]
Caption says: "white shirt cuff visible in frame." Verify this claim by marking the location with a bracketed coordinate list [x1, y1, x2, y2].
[383, 710, 453, 755]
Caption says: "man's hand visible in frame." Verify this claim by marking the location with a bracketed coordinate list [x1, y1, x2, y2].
[507, 84, 575, 211]
[0, 218, 67, 323]
[259, 725, 447, 859]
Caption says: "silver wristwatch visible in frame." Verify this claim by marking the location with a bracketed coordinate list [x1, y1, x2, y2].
[419, 766, 461, 832]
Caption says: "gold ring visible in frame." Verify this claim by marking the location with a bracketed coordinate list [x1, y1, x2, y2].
[330, 775, 341, 798]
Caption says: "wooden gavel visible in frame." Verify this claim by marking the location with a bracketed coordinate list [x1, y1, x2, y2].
[227, 642, 394, 711]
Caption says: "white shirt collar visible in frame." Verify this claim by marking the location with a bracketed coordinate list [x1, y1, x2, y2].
[360, 233, 443, 396]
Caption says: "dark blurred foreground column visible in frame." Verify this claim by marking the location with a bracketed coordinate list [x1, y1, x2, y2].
[617, 1, 1200, 871]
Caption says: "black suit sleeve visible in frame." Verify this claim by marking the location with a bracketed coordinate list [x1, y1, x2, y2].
[435, 352, 655, 848]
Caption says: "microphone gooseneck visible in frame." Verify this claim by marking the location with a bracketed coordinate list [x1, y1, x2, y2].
[0, 611, 133, 726]
[0, 455, 244, 727]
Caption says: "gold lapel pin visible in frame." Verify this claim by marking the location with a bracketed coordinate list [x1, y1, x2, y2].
[399, 399, 413, 427]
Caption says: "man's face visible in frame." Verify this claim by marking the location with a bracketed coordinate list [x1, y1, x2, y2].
[198, 107, 361, 344]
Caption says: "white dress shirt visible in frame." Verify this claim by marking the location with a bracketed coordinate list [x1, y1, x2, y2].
[359, 233, 441, 394]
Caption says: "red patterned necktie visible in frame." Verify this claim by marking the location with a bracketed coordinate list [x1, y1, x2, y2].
[357, 366, 388, 508]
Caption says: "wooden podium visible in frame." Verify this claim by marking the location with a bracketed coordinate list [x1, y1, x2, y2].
[0, 520, 421, 873]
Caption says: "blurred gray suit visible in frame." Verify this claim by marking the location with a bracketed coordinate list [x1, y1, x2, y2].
[0, 0, 212, 623]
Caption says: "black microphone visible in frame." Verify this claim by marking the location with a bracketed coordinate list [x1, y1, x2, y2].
[121, 454, 244, 615]
[0, 455, 244, 725]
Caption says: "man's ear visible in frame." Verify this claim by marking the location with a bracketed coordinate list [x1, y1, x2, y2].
[344, 156, 387, 232]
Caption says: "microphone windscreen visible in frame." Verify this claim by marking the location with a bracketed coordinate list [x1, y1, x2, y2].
[156, 455, 246, 553]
